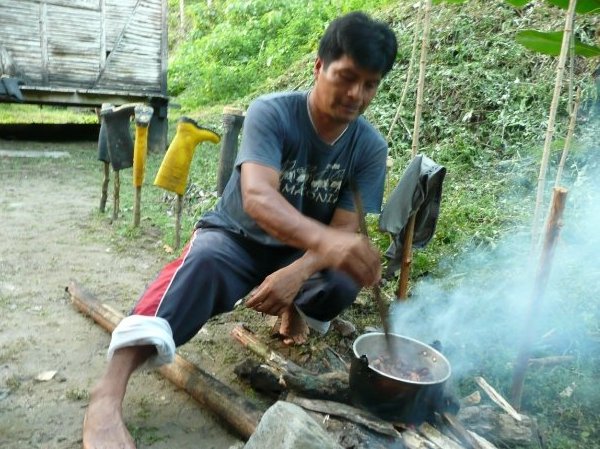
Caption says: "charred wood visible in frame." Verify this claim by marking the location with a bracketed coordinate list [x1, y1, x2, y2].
[457, 405, 538, 448]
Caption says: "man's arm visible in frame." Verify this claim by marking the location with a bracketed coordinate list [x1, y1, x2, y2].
[240, 161, 381, 287]
[244, 207, 366, 316]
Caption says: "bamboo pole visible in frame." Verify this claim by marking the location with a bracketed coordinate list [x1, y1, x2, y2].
[555, 87, 581, 187]
[66, 281, 264, 439]
[531, 0, 577, 248]
[396, 0, 433, 300]
[511, 187, 568, 409]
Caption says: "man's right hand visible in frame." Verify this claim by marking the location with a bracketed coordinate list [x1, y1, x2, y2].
[315, 228, 381, 287]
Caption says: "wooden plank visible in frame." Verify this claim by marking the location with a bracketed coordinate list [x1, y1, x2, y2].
[46, 0, 100, 10]
[0, 1, 43, 81]
[40, 0, 49, 84]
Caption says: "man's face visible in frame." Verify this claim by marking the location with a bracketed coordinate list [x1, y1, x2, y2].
[312, 55, 382, 124]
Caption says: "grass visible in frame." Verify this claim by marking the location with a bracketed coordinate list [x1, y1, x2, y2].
[0, 104, 97, 124]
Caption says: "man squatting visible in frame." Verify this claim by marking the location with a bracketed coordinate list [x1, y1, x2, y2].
[83, 11, 398, 449]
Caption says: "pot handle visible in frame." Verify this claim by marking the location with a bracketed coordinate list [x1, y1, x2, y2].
[358, 354, 369, 368]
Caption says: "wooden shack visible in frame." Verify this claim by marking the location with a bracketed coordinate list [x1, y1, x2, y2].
[0, 0, 169, 151]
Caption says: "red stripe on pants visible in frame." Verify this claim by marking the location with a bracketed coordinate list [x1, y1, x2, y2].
[132, 237, 194, 317]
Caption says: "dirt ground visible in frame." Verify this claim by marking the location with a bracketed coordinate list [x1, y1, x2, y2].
[0, 140, 245, 449]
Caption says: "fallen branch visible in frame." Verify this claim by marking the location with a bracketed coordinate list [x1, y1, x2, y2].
[66, 280, 264, 439]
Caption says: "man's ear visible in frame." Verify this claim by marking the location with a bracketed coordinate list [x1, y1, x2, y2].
[314, 57, 323, 79]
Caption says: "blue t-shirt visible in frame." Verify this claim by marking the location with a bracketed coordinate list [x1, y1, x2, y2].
[198, 91, 388, 247]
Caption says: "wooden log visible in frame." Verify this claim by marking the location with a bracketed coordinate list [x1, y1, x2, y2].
[288, 396, 402, 439]
[66, 281, 264, 440]
[457, 405, 537, 448]
[231, 325, 351, 403]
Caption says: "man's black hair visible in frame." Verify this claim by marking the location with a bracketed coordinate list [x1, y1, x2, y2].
[318, 12, 398, 77]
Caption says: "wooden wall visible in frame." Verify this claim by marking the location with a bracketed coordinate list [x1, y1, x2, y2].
[0, 0, 167, 95]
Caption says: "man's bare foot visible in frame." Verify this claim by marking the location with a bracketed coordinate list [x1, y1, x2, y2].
[279, 307, 309, 345]
[83, 388, 136, 449]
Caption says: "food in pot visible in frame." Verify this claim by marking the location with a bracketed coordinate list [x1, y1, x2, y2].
[369, 354, 434, 382]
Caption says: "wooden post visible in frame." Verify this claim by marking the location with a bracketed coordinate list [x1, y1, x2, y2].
[511, 187, 568, 409]
[174, 193, 183, 249]
[65, 281, 264, 440]
[217, 107, 244, 196]
[112, 169, 120, 222]
[396, 214, 417, 299]
[133, 186, 142, 227]
[99, 161, 110, 213]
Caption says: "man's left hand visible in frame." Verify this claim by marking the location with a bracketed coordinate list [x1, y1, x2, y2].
[245, 267, 305, 317]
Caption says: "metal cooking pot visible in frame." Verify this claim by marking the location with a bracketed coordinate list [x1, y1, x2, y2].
[349, 332, 451, 423]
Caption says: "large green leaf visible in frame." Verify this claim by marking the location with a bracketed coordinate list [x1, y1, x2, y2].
[516, 30, 600, 57]
[544, 0, 600, 14]
[505, 0, 530, 7]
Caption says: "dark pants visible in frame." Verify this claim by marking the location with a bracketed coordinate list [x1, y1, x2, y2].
[132, 228, 359, 346]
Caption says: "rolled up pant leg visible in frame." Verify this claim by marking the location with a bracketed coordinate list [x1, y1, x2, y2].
[109, 228, 261, 366]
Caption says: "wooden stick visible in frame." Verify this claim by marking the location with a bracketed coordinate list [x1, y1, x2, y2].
[66, 281, 264, 439]
[442, 412, 485, 449]
[511, 187, 568, 408]
[133, 185, 142, 227]
[396, 214, 417, 299]
[555, 86, 581, 187]
[418, 422, 466, 449]
[112, 169, 120, 222]
[99, 161, 110, 213]
[175, 193, 183, 249]
[474, 377, 521, 422]
[350, 183, 391, 349]
[531, 0, 577, 247]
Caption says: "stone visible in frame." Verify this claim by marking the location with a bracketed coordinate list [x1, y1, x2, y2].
[243, 401, 342, 449]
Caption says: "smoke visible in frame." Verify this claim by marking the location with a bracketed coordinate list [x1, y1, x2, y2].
[389, 124, 600, 385]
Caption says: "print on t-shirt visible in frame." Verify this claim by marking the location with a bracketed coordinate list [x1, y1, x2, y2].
[280, 161, 345, 205]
